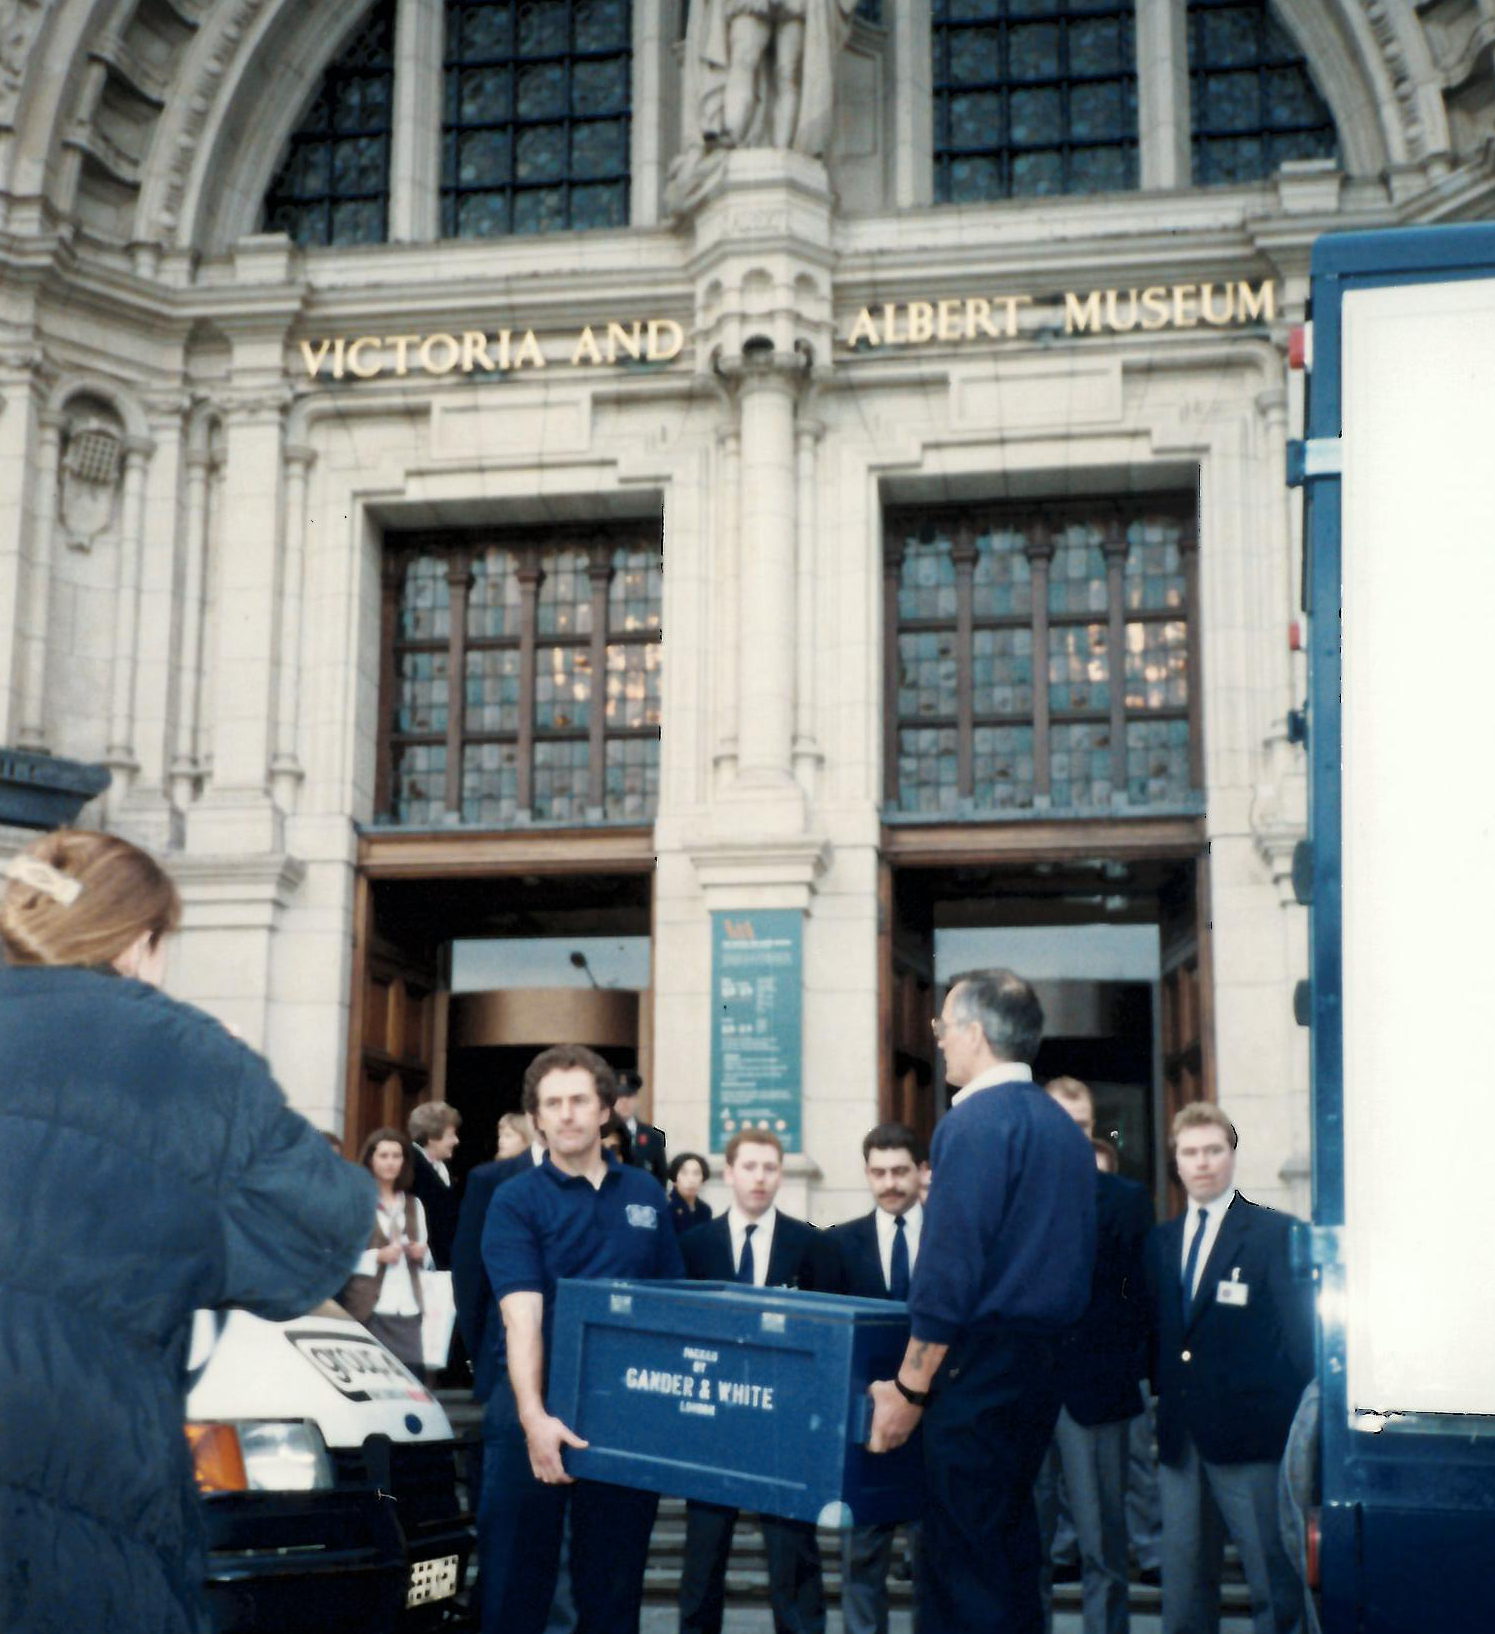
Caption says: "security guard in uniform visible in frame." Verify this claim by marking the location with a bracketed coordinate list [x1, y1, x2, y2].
[868, 969, 1096, 1634]
[479, 1043, 685, 1634]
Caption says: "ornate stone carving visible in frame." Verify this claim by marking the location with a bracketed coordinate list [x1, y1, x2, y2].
[59, 409, 125, 552]
[0, 0, 45, 127]
[1360, 0, 1431, 162]
[668, 0, 858, 218]
[153, 0, 271, 240]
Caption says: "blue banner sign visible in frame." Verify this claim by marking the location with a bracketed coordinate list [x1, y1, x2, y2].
[709, 909, 804, 1153]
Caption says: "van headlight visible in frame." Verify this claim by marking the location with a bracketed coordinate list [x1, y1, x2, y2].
[186, 1420, 333, 1493]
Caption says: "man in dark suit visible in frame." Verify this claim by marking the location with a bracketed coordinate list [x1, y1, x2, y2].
[408, 1100, 463, 1268]
[1036, 1078, 1155, 1634]
[827, 1122, 927, 1634]
[1143, 1104, 1313, 1634]
[615, 1069, 668, 1185]
[678, 1127, 840, 1634]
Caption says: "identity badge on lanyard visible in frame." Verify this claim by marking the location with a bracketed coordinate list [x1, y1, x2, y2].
[1216, 1266, 1249, 1306]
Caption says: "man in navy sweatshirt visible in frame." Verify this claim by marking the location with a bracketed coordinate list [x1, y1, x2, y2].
[867, 968, 1097, 1634]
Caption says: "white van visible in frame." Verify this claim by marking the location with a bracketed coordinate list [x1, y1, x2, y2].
[184, 1304, 475, 1631]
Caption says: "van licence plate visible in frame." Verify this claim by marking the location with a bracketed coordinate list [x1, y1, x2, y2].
[406, 1553, 460, 1607]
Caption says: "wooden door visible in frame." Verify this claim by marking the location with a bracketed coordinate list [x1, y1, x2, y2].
[879, 862, 938, 1152]
[345, 873, 442, 1154]
[1158, 853, 1216, 1214]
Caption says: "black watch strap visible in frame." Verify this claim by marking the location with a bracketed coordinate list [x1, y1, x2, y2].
[893, 1377, 929, 1408]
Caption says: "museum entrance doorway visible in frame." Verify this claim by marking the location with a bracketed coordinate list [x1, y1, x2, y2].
[880, 821, 1212, 1213]
[346, 830, 654, 1185]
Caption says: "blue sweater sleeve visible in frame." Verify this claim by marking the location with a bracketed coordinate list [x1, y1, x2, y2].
[908, 1109, 1010, 1345]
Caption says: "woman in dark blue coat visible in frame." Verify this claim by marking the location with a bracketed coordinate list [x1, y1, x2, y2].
[0, 830, 375, 1634]
[667, 1151, 715, 1235]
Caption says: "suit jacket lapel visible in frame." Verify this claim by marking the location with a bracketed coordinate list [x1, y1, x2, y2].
[862, 1215, 890, 1296]
[1186, 1196, 1248, 1331]
[765, 1219, 795, 1286]
[712, 1217, 735, 1280]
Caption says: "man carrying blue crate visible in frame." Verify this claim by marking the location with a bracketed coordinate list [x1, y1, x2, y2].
[867, 969, 1097, 1634]
[480, 1043, 686, 1634]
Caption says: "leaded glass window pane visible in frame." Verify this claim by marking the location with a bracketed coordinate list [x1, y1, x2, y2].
[1050, 720, 1113, 809]
[898, 727, 960, 815]
[381, 530, 660, 827]
[262, 0, 394, 248]
[605, 736, 659, 819]
[533, 738, 591, 820]
[972, 724, 1035, 809]
[886, 504, 1198, 819]
[442, 0, 632, 239]
[933, 0, 1137, 203]
[1188, 0, 1337, 184]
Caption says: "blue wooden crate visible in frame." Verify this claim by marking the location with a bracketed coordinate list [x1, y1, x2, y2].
[547, 1279, 924, 1527]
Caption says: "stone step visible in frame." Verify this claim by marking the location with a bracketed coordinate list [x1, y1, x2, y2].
[437, 1402, 1252, 1612]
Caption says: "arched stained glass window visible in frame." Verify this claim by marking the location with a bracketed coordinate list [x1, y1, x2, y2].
[261, 0, 396, 247]
[932, 0, 1138, 203]
[441, 0, 632, 239]
[1188, 0, 1337, 184]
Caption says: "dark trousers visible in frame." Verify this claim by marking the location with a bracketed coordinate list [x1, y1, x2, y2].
[918, 1331, 1061, 1634]
[477, 1394, 656, 1634]
[678, 1501, 826, 1634]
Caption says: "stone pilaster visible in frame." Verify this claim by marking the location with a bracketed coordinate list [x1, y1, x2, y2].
[15, 407, 64, 751]
[102, 433, 156, 811]
[270, 444, 315, 812]
[185, 388, 289, 855]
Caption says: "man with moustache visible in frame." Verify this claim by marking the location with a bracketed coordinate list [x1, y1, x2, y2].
[827, 1122, 928, 1634]
[479, 1045, 684, 1634]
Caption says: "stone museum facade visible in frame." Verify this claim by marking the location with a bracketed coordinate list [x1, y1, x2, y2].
[2, 0, 1492, 1220]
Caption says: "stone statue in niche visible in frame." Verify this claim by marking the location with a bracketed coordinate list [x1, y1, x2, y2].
[666, 0, 859, 217]
[59, 415, 123, 553]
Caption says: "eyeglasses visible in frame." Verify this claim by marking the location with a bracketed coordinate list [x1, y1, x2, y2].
[931, 1017, 968, 1043]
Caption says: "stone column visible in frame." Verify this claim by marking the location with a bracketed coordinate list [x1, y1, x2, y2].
[270, 444, 315, 812]
[1137, 0, 1190, 190]
[389, 0, 442, 241]
[186, 391, 287, 854]
[16, 410, 65, 750]
[793, 416, 823, 791]
[170, 446, 213, 810]
[712, 424, 742, 784]
[733, 349, 806, 791]
[104, 434, 156, 805]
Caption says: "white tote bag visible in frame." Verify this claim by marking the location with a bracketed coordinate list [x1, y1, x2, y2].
[420, 1269, 458, 1371]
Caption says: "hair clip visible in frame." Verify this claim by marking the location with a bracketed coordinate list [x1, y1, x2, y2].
[4, 854, 83, 906]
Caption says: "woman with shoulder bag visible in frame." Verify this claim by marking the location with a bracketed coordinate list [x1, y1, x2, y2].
[343, 1128, 433, 1378]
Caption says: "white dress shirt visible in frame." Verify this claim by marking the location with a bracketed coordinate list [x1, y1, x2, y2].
[1180, 1187, 1238, 1299]
[727, 1204, 777, 1287]
[530, 1139, 546, 1166]
[950, 1061, 1034, 1106]
[875, 1201, 923, 1289]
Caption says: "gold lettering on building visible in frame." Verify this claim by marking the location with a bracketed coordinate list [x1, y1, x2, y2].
[294, 314, 692, 380]
[847, 280, 1276, 347]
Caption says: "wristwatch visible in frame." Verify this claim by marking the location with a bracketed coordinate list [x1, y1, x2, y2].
[893, 1377, 929, 1408]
